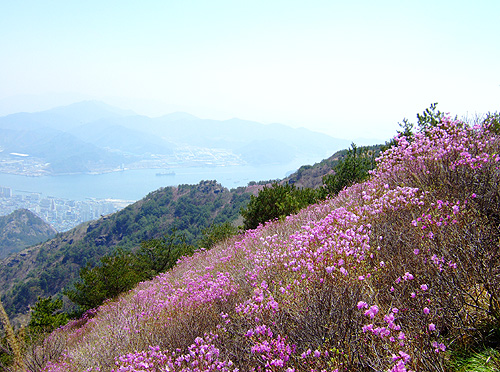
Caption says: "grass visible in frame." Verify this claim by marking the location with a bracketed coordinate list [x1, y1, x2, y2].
[451, 348, 500, 372]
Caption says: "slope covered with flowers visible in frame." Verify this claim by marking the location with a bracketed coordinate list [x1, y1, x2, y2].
[37, 115, 500, 372]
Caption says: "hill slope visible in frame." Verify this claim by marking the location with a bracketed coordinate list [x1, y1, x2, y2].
[282, 144, 382, 189]
[33, 115, 500, 372]
[0, 181, 250, 320]
[0, 209, 56, 259]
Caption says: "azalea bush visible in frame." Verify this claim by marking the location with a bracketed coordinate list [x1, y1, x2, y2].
[34, 112, 499, 372]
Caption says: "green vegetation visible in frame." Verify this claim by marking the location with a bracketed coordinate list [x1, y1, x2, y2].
[0, 181, 250, 321]
[383, 102, 446, 150]
[241, 183, 322, 230]
[64, 249, 144, 313]
[451, 348, 500, 372]
[322, 143, 378, 196]
[66, 222, 241, 314]
[27, 297, 68, 336]
[65, 231, 194, 313]
[241, 144, 381, 230]
[0, 298, 26, 371]
[197, 222, 240, 250]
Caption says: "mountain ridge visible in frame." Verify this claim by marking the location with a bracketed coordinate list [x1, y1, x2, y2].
[0, 101, 350, 175]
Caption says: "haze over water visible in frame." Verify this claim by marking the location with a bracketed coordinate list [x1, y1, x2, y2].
[0, 162, 309, 201]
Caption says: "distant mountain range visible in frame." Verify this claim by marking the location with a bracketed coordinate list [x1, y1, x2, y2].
[0, 101, 351, 175]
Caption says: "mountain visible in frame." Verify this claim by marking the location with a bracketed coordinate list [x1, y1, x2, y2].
[144, 116, 350, 158]
[42, 100, 136, 126]
[0, 127, 125, 174]
[0, 92, 94, 117]
[0, 101, 351, 175]
[0, 181, 251, 323]
[0, 100, 134, 132]
[0, 209, 57, 259]
[237, 139, 296, 165]
[67, 118, 175, 156]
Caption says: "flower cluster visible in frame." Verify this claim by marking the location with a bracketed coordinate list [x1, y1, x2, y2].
[113, 334, 236, 372]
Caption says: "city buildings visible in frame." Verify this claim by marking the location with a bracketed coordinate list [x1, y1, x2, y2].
[0, 186, 132, 232]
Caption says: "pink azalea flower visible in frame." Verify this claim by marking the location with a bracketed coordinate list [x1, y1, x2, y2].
[364, 305, 379, 319]
[357, 301, 368, 309]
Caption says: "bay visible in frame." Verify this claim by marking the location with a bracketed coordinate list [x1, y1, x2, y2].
[0, 160, 311, 201]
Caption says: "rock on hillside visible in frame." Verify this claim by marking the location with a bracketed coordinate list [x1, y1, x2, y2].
[0, 209, 57, 259]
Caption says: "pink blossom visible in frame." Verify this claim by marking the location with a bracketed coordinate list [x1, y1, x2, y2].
[432, 341, 446, 352]
[402, 272, 414, 281]
[364, 305, 379, 319]
[362, 323, 374, 333]
[399, 350, 410, 362]
[357, 301, 368, 309]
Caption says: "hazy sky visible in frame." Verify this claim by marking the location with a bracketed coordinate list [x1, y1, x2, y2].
[1, 0, 499, 141]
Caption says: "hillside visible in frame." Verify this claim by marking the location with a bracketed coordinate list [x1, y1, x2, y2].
[282, 144, 382, 189]
[0, 209, 56, 259]
[0, 181, 251, 321]
[26, 114, 500, 372]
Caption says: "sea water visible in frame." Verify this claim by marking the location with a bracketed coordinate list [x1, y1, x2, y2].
[0, 161, 311, 201]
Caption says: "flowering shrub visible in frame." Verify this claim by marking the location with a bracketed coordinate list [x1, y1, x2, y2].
[40, 113, 500, 371]
[113, 334, 236, 372]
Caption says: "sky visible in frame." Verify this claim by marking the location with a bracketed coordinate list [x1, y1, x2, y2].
[1, 0, 499, 142]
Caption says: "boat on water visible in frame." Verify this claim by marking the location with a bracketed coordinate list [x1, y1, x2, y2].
[155, 171, 176, 176]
